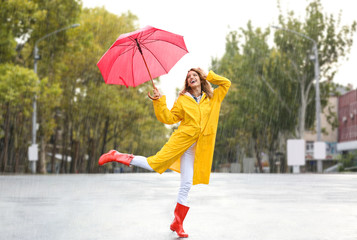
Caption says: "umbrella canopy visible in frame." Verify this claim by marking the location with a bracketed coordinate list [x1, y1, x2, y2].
[97, 26, 189, 88]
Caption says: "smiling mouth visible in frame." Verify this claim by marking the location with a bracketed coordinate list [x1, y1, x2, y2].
[190, 79, 196, 84]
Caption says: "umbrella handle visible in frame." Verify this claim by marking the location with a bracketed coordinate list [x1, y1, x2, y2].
[148, 79, 159, 100]
[148, 85, 160, 100]
[148, 92, 159, 100]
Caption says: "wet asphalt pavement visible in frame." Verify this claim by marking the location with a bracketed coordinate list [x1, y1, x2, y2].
[1, 173, 357, 240]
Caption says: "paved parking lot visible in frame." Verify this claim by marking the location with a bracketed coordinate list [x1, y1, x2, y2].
[1, 173, 357, 240]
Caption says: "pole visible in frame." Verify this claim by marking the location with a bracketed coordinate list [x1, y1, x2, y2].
[29, 45, 39, 173]
[29, 24, 79, 173]
[314, 42, 323, 173]
[33, 45, 39, 145]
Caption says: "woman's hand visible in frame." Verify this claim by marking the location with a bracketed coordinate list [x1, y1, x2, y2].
[153, 88, 162, 98]
[197, 68, 207, 79]
[148, 87, 162, 100]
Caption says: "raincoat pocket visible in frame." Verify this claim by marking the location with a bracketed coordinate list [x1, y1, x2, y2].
[177, 126, 197, 136]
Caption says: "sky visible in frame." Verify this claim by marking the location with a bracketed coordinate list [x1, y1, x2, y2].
[82, 0, 357, 108]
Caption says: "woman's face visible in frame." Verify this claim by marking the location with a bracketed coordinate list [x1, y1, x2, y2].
[186, 71, 201, 89]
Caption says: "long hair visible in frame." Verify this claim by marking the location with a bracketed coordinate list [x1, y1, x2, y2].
[180, 68, 213, 98]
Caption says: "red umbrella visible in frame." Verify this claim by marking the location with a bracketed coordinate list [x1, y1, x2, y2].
[97, 26, 188, 99]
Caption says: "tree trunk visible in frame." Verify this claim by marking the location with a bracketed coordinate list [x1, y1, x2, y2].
[298, 103, 307, 139]
[101, 117, 110, 155]
[70, 129, 75, 173]
[13, 149, 20, 173]
[87, 138, 95, 173]
[70, 140, 79, 173]
[1, 103, 10, 172]
[279, 132, 289, 173]
[78, 155, 84, 173]
[78, 128, 88, 173]
[60, 119, 68, 174]
[254, 139, 263, 173]
[297, 81, 310, 139]
[38, 137, 47, 174]
[268, 150, 275, 173]
[268, 132, 279, 173]
[50, 113, 59, 173]
[75, 141, 80, 173]
[113, 123, 118, 149]
[51, 128, 58, 173]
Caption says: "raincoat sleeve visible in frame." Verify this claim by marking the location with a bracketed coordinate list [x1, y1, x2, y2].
[152, 95, 183, 124]
[206, 70, 231, 102]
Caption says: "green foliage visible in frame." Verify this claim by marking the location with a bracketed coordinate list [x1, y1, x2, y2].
[0, 63, 39, 172]
[212, 0, 356, 172]
[338, 151, 357, 172]
[0, 2, 167, 173]
[0, 63, 38, 115]
[0, 0, 46, 63]
[37, 77, 62, 142]
[22, 0, 82, 77]
[49, 7, 167, 173]
[213, 22, 298, 172]
[274, 0, 356, 134]
[1, 0, 355, 173]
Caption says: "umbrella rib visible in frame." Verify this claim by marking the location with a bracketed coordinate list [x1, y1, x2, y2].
[110, 44, 136, 58]
[128, 36, 141, 87]
[118, 45, 136, 57]
[141, 38, 188, 53]
[140, 29, 157, 42]
[139, 37, 189, 74]
[134, 34, 162, 81]
[112, 43, 133, 47]
[111, 36, 139, 58]
[131, 38, 137, 87]
[139, 29, 187, 52]
[139, 42, 169, 74]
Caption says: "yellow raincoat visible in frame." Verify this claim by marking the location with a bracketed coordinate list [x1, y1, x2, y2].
[147, 70, 231, 185]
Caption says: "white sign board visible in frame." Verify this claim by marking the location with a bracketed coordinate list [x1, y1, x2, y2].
[28, 144, 38, 161]
[314, 141, 326, 160]
[287, 139, 305, 166]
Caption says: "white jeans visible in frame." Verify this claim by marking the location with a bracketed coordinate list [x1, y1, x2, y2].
[177, 142, 195, 206]
[130, 142, 196, 206]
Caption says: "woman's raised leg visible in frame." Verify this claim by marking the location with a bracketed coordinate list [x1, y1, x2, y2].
[131, 155, 154, 171]
[98, 151, 153, 171]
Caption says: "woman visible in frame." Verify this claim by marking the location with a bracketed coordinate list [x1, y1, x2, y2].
[99, 68, 231, 238]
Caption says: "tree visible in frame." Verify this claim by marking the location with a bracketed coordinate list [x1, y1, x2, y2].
[212, 23, 297, 172]
[37, 77, 62, 173]
[1, 2, 168, 173]
[212, 0, 356, 173]
[274, 0, 356, 138]
[52, 7, 168, 173]
[0, 64, 38, 172]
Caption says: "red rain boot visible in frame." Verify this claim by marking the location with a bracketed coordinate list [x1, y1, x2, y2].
[170, 203, 190, 238]
[98, 150, 134, 166]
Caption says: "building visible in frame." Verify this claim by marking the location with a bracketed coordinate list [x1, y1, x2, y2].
[303, 95, 339, 171]
[337, 89, 357, 152]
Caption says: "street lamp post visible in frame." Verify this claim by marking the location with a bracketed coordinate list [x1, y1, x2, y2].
[272, 26, 323, 173]
[29, 24, 79, 173]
